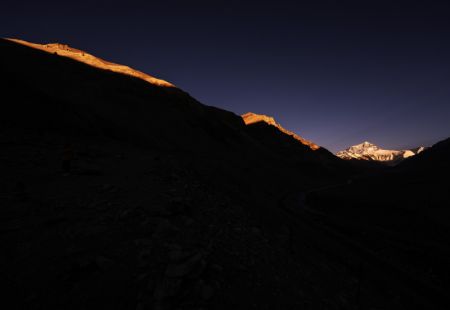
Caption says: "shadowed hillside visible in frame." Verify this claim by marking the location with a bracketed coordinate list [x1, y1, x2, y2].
[1, 38, 448, 310]
[242, 112, 320, 150]
[398, 137, 450, 170]
[307, 137, 450, 305]
[0, 39, 246, 152]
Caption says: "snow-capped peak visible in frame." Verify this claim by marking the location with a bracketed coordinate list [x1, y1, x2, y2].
[347, 141, 379, 154]
[336, 141, 426, 164]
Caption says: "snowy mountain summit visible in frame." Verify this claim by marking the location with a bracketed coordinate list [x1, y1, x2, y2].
[336, 141, 425, 163]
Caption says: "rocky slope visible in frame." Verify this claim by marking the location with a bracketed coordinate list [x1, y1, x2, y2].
[0, 37, 353, 309]
[1, 38, 447, 310]
[242, 112, 320, 150]
[336, 141, 424, 163]
[399, 137, 449, 170]
[6, 38, 174, 87]
[308, 136, 450, 306]
[0, 38, 251, 154]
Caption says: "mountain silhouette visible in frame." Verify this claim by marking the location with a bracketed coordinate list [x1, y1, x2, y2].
[0, 38, 251, 153]
[1, 38, 449, 310]
[1, 39, 340, 163]
[399, 137, 450, 171]
[242, 112, 320, 150]
[6, 38, 175, 87]
[0, 38, 353, 309]
[308, 135, 450, 308]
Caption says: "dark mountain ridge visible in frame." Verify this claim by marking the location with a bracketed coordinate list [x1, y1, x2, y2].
[1, 38, 449, 310]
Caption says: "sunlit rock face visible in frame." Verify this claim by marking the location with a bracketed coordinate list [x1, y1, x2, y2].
[336, 141, 425, 164]
[6, 38, 174, 88]
[241, 112, 320, 150]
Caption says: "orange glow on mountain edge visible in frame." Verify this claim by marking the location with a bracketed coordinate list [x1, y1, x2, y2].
[242, 112, 320, 150]
[6, 38, 175, 88]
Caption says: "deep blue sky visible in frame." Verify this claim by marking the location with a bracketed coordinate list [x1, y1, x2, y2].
[2, 0, 450, 152]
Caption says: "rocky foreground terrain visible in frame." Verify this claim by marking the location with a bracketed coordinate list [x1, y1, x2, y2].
[3, 130, 449, 310]
[1, 38, 449, 310]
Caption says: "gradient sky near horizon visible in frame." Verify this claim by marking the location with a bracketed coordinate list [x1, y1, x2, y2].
[2, 0, 450, 152]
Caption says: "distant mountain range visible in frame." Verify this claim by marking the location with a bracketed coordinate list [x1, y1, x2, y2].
[336, 141, 426, 164]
